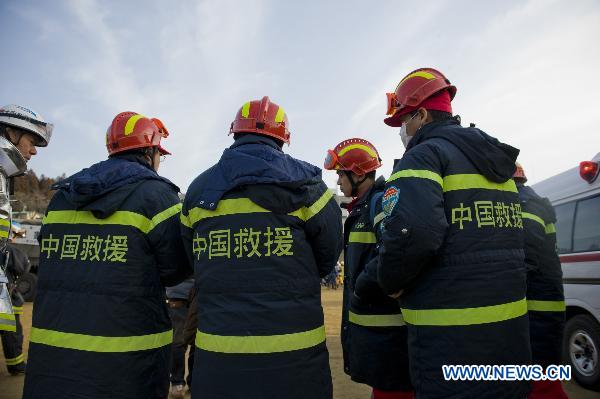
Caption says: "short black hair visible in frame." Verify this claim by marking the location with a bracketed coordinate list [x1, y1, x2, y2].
[109, 146, 156, 159]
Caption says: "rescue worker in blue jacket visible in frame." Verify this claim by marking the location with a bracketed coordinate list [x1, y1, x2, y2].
[23, 113, 191, 399]
[324, 138, 413, 399]
[377, 68, 531, 398]
[181, 96, 343, 399]
[514, 163, 568, 399]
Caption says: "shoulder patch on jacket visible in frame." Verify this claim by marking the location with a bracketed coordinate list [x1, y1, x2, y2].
[382, 186, 400, 216]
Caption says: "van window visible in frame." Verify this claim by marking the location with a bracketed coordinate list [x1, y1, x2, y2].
[573, 195, 600, 252]
[555, 202, 575, 254]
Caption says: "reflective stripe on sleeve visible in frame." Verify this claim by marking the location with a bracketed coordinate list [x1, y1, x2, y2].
[12, 306, 23, 315]
[195, 325, 326, 354]
[401, 298, 527, 326]
[43, 203, 181, 234]
[545, 223, 556, 234]
[5, 354, 24, 366]
[29, 327, 173, 352]
[288, 189, 335, 222]
[373, 212, 385, 226]
[0, 313, 16, 331]
[442, 174, 518, 193]
[522, 212, 545, 229]
[348, 232, 376, 244]
[349, 311, 405, 327]
[527, 300, 566, 312]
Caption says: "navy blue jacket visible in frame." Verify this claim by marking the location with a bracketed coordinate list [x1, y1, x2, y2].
[518, 184, 565, 366]
[181, 135, 343, 399]
[23, 155, 191, 399]
[341, 177, 411, 391]
[377, 119, 531, 398]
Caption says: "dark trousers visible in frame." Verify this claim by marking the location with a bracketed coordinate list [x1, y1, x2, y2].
[168, 302, 192, 386]
[1, 313, 25, 372]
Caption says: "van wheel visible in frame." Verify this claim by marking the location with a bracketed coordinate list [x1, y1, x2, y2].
[564, 315, 600, 390]
[17, 272, 37, 302]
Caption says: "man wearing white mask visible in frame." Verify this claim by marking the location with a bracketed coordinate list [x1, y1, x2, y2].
[377, 68, 531, 398]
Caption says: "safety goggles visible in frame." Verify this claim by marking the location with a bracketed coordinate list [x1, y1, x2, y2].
[151, 118, 170, 138]
[386, 92, 401, 116]
[324, 149, 340, 170]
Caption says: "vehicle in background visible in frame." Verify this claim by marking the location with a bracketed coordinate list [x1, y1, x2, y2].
[533, 152, 600, 390]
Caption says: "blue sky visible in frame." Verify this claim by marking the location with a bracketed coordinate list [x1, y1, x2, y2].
[1, 0, 599, 191]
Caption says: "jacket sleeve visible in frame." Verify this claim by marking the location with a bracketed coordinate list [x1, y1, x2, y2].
[521, 198, 547, 272]
[6, 246, 30, 278]
[180, 199, 197, 272]
[146, 185, 193, 287]
[377, 144, 448, 295]
[304, 183, 343, 278]
[354, 191, 386, 299]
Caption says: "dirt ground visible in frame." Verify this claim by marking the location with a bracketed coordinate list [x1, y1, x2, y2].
[1, 289, 598, 399]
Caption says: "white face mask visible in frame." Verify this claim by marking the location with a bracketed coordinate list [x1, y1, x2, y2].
[398, 113, 419, 148]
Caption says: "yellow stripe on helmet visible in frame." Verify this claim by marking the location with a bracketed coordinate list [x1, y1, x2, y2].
[241, 102, 251, 118]
[274, 106, 286, 123]
[399, 70, 436, 85]
[124, 114, 146, 136]
[337, 144, 377, 158]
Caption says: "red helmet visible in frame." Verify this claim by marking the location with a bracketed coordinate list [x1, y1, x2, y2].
[513, 162, 527, 182]
[385, 68, 457, 127]
[324, 138, 382, 176]
[106, 112, 171, 156]
[229, 96, 290, 144]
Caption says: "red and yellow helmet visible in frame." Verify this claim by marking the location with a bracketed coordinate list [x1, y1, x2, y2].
[229, 96, 290, 144]
[106, 112, 171, 156]
[385, 68, 456, 127]
[513, 162, 527, 182]
[324, 138, 382, 176]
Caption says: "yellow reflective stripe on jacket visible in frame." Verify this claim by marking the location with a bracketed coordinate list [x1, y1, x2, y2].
[442, 174, 518, 193]
[401, 298, 527, 326]
[527, 300, 566, 312]
[182, 198, 271, 228]
[522, 212, 545, 229]
[0, 314, 16, 332]
[5, 354, 24, 366]
[288, 189, 334, 222]
[387, 169, 443, 186]
[43, 203, 181, 234]
[349, 311, 405, 327]
[348, 232, 376, 244]
[30, 327, 172, 352]
[0, 218, 9, 238]
[195, 325, 326, 354]
[12, 306, 23, 315]
[522, 212, 556, 234]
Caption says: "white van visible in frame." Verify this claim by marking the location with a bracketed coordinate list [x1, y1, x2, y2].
[532, 152, 600, 390]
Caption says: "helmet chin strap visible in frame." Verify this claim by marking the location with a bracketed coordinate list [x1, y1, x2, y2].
[344, 170, 367, 197]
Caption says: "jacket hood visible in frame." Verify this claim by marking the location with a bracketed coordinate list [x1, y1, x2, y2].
[409, 119, 519, 183]
[188, 134, 323, 210]
[52, 155, 178, 218]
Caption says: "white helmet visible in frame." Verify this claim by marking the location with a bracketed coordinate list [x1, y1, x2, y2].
[0, 104, 53, 147]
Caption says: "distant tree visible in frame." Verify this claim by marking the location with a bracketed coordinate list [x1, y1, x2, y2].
[12, 169, 65, 216]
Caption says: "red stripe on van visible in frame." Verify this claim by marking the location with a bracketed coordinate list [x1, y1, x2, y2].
[560, 253, 600, 263]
